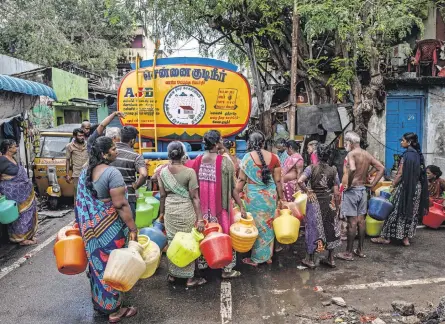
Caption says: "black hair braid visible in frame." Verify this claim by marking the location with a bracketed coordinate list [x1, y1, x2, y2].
[248, 131, 271, 185]
[256, 146, 271, 185]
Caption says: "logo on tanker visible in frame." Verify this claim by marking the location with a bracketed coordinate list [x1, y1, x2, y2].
[163, 86, 206, 125]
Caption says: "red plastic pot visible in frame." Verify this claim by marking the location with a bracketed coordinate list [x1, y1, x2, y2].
[423, 202, 445, 229]
[200, 227, 232, 269]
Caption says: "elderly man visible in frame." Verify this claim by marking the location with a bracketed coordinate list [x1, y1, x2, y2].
[105, 127, 121, 143]
[337, 131, 384, 261]
[109, 126, 148, 219]
[87, 111, 125, 152]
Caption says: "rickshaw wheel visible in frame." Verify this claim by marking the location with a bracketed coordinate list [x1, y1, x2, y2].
[48, 197, 58, 210]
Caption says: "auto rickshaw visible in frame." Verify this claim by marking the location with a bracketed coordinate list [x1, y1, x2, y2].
[33, 124, 79, 209]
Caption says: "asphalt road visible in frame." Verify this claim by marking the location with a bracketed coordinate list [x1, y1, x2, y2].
[0, 212, 444, 324]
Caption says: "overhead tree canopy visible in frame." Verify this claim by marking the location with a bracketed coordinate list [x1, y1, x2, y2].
[0, 0, 136, 72]
[149, 0, 435, 144]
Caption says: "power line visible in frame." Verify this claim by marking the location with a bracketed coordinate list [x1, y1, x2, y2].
[365, 126, 437, 155]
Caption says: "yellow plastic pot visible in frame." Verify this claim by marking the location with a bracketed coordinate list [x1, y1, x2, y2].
[167, 228, 203, 268]
[366, 215, 384, 237]
[273, 209, 300, 244]
[229, 213, 258, 253]
[293, 191, 308, 216]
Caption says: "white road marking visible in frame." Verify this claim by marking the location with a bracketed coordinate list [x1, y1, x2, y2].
[328, 277, 445, 292]
[0, 220, 74, 281]
[220, 281, 232, 324]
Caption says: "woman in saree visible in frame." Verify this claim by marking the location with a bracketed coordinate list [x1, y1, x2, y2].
[297, 144, 341, 268]
[426, 165, 445, 200]
[158, 141, 206, 287]
[371, 133, 429, 246]
[192, 131, 247, 278]
[220, 139, 241, 178]
[282, 140, 304, 202]
[0, 140, 38, 245]
[75, 136, 138, 323]
[235, 132, 285, 266]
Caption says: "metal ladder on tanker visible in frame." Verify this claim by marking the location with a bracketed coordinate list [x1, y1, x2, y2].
[135, 42, 160, 155]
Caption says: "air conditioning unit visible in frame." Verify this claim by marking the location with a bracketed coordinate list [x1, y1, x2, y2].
[390, 43, 412, 67]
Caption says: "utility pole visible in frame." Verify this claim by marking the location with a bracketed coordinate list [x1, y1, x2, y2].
[289, 0, 299, 139]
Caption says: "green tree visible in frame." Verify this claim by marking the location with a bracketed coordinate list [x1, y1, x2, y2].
[146, 0, 433, 144]
[0, 0, 136, 72]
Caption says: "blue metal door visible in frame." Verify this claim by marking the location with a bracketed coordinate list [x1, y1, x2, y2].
[385, 96, 423, 173]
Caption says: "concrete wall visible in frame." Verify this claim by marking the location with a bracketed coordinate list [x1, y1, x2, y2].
[51, 68, 88, 101]
[425, 86, 445, 170]
[0, 54, 41, 75]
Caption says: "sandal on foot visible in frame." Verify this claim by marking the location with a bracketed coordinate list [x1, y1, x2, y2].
[320, 258, 336, 268]
[222, 270, 241, 279]
[371, 237, 390, 245]
[242, 258, 258, 267]
[109, 306, 138, 323]
[335, 252, 354, 261]
[402, 238, 410, 246]
[186, 277, 207, 288]
[167, 275, 176, 283]
[301, 259, 316, 269]
[266, 259, 273, 265]
[353, 249, 367, 258]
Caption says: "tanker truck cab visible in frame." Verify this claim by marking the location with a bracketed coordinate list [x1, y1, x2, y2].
[117, 57, 251, 179]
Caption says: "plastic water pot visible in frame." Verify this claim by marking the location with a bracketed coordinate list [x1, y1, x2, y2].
[135, 197, 154, 228]
[103, 241, 146, 292]
[229, 213, 258, 253]
[54, 229, 87, 275]
[423, 202, 445, 229]
[144, 191, 160, 219]
[292, 191, 308, 216]
[139, 221, 167, 250]
[0, 195, 19, 224]
[138, 235, 161, 279]
[167, 228, 204, 268]
[368, 192, 394, 221]
[273, 209, 300, 244]
[365, 215, 384, 237]
[200, 227, 232, 269]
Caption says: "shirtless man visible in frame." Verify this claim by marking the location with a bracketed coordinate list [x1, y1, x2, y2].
[337, 131, 384, 261]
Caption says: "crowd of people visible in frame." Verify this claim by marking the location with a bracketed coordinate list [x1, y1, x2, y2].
[0, 109, 442, 322]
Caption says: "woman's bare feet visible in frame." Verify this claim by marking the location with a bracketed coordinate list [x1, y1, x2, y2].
[19, 239, 37, 246]
[242, 258, 258, 267]
[402, 238, 410, 246]
[371, 237, 390, 245]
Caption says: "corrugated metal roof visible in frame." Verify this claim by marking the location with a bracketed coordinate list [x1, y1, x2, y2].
[0, 74, 57, 100]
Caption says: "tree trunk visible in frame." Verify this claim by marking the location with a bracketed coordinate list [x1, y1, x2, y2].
[289, 1, 299, 139]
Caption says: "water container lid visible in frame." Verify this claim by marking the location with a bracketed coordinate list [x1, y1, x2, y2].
[191, 228, 204, 241]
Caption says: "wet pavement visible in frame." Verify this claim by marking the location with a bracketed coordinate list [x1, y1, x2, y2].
[0, 212, 444, 324]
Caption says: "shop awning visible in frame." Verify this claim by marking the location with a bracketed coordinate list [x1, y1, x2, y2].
[0, 74, 57, 100]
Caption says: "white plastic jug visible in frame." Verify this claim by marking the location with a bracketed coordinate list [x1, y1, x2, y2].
[103, 241, 146, 292]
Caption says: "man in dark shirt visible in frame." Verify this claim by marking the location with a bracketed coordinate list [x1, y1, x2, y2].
[110, 126, 148, 218]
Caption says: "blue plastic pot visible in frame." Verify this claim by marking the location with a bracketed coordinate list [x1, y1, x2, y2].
[139, 221, 167, 250]
[368, 192, 394, 221]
